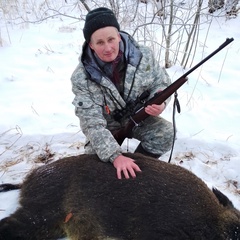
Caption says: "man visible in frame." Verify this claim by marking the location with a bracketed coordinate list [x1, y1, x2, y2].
[71, 7, 173, 179]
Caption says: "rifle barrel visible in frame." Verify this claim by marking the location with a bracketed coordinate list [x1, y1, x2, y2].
[181, 38, 234, 79]
[113, 38, 234, 145]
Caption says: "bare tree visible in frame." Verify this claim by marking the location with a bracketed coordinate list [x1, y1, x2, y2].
[208, 0, 225, 13]
[1, 0, 236, 69]
[225, 0, 239, 15]
[208, 0, 239, 15]
[181, 0, 203, 68]
[79, 0, 91, 12]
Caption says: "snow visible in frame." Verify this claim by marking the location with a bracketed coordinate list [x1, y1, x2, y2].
[0, 2, 239, 236]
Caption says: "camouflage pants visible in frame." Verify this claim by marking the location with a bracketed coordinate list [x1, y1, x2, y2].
[132, 116, 173, 156]
[85, 116, 173, 157]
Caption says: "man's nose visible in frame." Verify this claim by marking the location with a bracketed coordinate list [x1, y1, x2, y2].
[104, 43, 112, 51]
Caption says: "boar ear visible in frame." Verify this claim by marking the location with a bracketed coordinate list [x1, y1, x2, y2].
[212, 188, 234, 208]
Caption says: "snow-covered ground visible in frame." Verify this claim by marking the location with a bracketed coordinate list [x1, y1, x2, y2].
[0, 2, 239, 235]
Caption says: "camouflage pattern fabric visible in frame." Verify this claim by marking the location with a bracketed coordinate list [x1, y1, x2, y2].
[71, 32, 173, 163]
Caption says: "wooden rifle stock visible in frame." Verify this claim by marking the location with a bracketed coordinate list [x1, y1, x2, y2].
[113, 38, 234, 145]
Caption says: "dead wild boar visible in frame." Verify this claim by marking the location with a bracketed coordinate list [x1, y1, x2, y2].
[0, 153, 239, 240]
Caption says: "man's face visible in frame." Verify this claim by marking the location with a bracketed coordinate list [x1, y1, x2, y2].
[89, 26, 121, 62]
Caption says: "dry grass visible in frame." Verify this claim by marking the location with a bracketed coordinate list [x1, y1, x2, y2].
[174, 151, 196, 163]
[0, 126, 23, 158]
[33, 143, 55, 164]
[0, 127, 85, 179]
[225, 179, 240, 195]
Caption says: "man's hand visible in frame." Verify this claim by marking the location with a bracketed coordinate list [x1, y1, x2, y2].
[113, 155, 142, 179]
[145, 102, 166, 116]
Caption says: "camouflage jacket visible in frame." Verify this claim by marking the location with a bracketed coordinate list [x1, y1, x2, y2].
[71, 32, 171, 163]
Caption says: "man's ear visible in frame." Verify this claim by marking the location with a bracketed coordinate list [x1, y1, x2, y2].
[89, 42, 93, 50]
[118, 33, 121, 42]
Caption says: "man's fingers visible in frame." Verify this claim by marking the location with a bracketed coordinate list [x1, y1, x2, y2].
[124, 164, 142, 179]
[123, 168, 130, 179]
[133, 164, 142, 173]
[117, 166, 141, 180]
[127, 167, 136, 178]
[117, 169, 122, 180]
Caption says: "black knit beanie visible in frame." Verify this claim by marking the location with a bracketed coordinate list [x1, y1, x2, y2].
[83, 7, 120, 43]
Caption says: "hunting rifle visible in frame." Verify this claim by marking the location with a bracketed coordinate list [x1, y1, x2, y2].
[113, 38, 234, 145]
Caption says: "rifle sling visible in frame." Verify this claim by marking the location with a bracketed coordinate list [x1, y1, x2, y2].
[168, 91, 181, 163]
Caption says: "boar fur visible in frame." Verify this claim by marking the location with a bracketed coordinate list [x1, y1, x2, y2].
[0, 153, 239, 240]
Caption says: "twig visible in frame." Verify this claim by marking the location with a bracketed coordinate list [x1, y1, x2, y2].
[218, 46, 231, 83]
